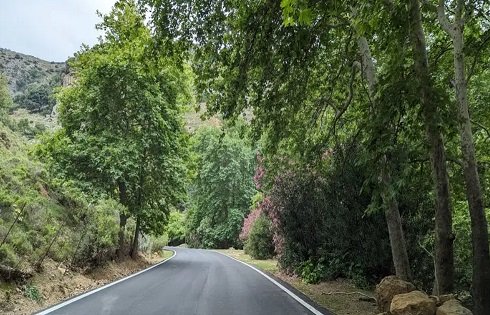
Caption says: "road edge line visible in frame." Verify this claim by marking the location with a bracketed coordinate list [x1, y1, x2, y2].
[214, 251, 324, 315]
[35, 249, 177, 314]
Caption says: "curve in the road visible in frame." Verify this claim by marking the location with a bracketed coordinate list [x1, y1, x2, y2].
[36, 247, 331, 315]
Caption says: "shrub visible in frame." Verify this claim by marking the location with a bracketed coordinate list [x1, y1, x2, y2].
[244, 214, 274, 260]
[296, 259, 327, 284]
[0, 244, 20, 267]
[166, 211, 186, 246]
[24, 284, 41, 302]
[265, 151, 392, 285]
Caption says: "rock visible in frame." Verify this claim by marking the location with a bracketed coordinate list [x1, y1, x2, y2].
[436, 299, 472, 315]
[375, 275, 416, 312]
[430, 295, 440, 306]
[439, 295, 457, 305]
[57, 267, 66, 275]
[430, 294, 457, 307]
[390, 290, 436, 315]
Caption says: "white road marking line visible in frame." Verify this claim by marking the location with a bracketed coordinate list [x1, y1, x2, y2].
[214, 251, 325, 315]
[36, 249, 177, 314]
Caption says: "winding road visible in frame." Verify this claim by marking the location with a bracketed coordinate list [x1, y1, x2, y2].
[36, 247, 330, 315]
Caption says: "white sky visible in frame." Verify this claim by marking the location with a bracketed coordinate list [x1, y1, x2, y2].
[0, 0, 117, 62]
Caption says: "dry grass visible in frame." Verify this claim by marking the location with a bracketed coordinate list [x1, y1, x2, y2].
[215, 249, 377, 315]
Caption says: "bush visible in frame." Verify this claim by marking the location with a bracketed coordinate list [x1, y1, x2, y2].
[166, 211, 186, 246]
[244, 214, 274, 260]
[265, 149, 392, 285]
[0, 244, 20, 267]
[296, 259, 327, 284]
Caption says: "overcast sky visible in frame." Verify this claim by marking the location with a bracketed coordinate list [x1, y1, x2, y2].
[0, 0, 117, 62]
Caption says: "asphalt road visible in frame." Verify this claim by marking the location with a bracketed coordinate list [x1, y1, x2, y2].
[37, 247, 328, 315]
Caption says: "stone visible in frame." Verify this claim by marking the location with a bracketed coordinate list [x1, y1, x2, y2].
[436, 299, 472, 315]
[439, 295, 457, 305]
[375, 275, 416, 312]
[390, 290, 436, 315]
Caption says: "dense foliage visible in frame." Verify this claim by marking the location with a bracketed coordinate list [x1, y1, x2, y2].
[186, 125, 256, 249]
[0, 119, 123, 270]
[37, 0, 188, 258]
[147, 0, 490, 312]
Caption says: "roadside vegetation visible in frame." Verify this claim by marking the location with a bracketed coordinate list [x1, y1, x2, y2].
[1, 0, 490, 314]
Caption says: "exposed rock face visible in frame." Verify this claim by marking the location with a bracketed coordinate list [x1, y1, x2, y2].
[375, 275, 416, 312]
[390, 290, 436, 315]
[436, 299, 472, 315]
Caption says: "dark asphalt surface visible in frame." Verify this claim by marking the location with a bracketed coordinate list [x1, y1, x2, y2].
[37, 247, 326, 315]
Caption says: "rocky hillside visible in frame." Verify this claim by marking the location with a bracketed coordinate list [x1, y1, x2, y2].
[0, 48, 66, 115]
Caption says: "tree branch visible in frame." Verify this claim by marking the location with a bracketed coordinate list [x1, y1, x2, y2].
[437, 0, 454, 35]
[471, 119, 490, 141]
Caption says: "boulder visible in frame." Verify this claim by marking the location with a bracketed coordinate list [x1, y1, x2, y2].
[390, 290, 436, 315]
[429, 294, 457, 307]
[375, 275, 416, 312]
[436, 299, 472, 315]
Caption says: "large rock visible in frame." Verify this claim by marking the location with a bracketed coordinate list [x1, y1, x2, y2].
[390, 290, 436, 315]
[375, 275, 416, 312]
[436, 299, 472, 315]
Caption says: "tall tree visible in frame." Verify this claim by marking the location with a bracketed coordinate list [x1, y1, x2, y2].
[40, 0, 188, 258]
[356, 34, 411, 281]
[436, 1, 490, 312]
[187, 125, 256, 249]
[407, 0, 455, 294]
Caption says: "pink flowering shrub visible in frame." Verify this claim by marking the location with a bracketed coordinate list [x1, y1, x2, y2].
[239, 204, 262, 241]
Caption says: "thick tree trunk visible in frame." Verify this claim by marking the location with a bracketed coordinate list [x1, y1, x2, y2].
[117, 181, 128, 259]
[357, 36, 412, 280]
[409, 0, 454, 294]
[451, 21, 490, 315]
[130, 216, 141, 259]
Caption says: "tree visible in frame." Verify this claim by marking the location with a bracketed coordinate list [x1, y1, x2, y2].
[435, 1, 490, 312]
[186, 125, 256, 249]
[147, 0, 417, 280]
[40, 0, 188, 259]
[146, 0, 490, 305]
[406, 0, 456, 295]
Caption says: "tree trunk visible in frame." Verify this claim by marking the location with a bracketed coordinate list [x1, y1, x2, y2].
[117, 181, 128, 259]
[130, 216, 141, 259]
[357, 36, 412, 280]
[381, 162, 412, 281]
[451, 18, 490, 315]
[408, 0, 454, 294]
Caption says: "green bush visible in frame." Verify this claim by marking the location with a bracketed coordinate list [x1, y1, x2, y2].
[0, 244, 20, 267]
[244, 214, 274, 260]
[166, 211, 186, 246]
[296, 259, 327, 284]
[10, 230, 33, 256]
[142, 234, 169, 254]
[24, 284, 41, 302]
